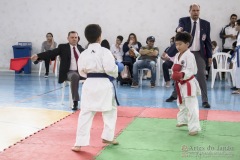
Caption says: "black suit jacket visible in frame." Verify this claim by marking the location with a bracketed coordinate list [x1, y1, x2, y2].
[167, 17, 212, 61]
[37, 43, 84, 83]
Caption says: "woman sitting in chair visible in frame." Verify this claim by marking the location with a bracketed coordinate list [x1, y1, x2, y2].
[36, 33, 57, 78]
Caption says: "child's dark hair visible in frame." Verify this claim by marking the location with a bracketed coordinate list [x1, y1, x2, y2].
[101, 39, 110, 49]
[117, 35, 123, 42]
[232, 41, 237, 48]
[175, 32, 192, 44]
[211, 41, 217, 47]
[84, 24, 102, 43]
[236, 19, 240, 26]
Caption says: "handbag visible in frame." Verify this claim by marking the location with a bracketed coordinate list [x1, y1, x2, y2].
[129, 49, 136, 58]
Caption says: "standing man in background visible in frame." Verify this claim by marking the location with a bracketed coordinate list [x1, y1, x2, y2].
[220, 14, 238, 52]
[31, 31, 85, 111]
[165, 4, 212, 108]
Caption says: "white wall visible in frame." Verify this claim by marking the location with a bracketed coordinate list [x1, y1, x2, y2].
[0, 0, 240, 71]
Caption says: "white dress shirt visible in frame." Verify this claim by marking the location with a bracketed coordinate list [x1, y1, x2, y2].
[110, 44, 123, 62]
[190, 19, 200, 52]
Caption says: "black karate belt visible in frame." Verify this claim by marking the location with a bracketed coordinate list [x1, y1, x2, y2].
[87, 73, 120, 105]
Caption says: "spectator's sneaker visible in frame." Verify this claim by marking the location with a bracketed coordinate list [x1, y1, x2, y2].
[165, 81, 171, 87]
[44, 73, 49, 78]
[131, 82, 139, 88]
[165, 96, 177, 102]
[150, 82, 155, 88]
[231, 87, 238, 90]
[202, 102, 211, 108]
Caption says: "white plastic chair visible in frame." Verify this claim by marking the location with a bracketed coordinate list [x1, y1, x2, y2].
[61, 81, 73, 108]
[211, 52, 235, 88]
[38, 56, 59, 77]
[138, 58, 160, 86]
[38, 61, 44, 76]
[54, 56, 60, 77]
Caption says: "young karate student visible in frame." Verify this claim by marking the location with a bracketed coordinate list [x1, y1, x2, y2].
[171, 32, 201, 136]
[72, 24, 120, 152]
[232, 19, 240, 94]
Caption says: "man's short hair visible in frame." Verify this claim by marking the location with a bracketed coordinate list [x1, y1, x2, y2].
[230, 14, 237, 18]
[189, 3, 200, 11]
[117, 35, 123, 42]
[84, 24, 102, 43]
[175, 32, 192, 44]
[68, 31, 78, 37]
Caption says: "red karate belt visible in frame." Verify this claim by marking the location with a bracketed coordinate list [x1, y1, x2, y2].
[176, 75, 195, 104]
[10, 57, 30, 71]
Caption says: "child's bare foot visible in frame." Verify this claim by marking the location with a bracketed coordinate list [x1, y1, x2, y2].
[102, 139, 119, 145]
[176, 124, 188, 127]
[71, 146, 81, 152]
[189, 131, 198, 136]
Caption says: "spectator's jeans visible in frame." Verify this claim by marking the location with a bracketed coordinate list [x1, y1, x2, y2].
[162, 60, 173, 82]
[133, 60, 156, 84]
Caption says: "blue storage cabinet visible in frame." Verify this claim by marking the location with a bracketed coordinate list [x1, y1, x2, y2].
[12, 42, 32, 74]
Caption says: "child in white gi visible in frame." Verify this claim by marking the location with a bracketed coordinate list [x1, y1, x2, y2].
[171, 32, 201, 136]
[72, 24, 120, 152]
[232, 19, 240, 94]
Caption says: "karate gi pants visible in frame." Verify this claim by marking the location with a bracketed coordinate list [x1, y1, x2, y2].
[177, 96, 201, 132]
[74, 107, 117, 146]
[235, 67, 240, 88]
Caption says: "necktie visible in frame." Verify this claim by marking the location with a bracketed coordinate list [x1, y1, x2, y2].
[190, 21, 197, 47]
[73, 46, 79, 62]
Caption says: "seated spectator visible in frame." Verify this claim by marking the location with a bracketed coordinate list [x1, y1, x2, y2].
[110, 36, 124, 62]
[231, 18, 240, 94]
[36, 33, 57, 78]
[211, 41, 220, 54]
[161, 37, 175, 87]
[206, 41, 221, 80]
[131, 36, 159, 88]
[228, 41, 237, 57]
[123, 33, 142, 77]
[101, 39, 110, 49]
[101, 39, 124, 82]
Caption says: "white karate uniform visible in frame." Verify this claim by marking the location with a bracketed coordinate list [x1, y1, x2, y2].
[74, 43, 118, 146]
[235, 35, 240, 88]
[173, 49, 201, 132]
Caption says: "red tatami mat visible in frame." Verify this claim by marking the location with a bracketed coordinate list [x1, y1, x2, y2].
[207, 110, 240, 122]
[138, 108, 209, 120]
[0, 107, 240, 160]
[0, 110, 134, 160]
